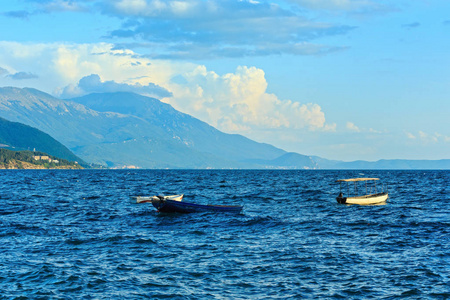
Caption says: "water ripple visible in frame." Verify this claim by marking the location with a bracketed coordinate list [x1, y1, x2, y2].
[0, 169, 448, 298]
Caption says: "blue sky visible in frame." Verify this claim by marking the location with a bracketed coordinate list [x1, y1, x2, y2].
[0, 0, 449, 161]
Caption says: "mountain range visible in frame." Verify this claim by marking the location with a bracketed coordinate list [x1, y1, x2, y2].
[0, 87, 448, 169]
[0, 87, 289, 168]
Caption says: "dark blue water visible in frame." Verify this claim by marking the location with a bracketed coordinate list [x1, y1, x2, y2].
[0, 170, 448, 299]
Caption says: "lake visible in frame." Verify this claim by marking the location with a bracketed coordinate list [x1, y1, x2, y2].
[0, 170, 448, 299]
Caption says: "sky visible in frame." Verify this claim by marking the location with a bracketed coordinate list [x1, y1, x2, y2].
[0, 0, 449, 161]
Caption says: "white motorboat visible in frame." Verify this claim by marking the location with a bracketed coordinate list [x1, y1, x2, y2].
[336, 178, 388, 205]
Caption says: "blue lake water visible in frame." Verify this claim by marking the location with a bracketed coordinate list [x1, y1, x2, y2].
[0, 170, 448, 299]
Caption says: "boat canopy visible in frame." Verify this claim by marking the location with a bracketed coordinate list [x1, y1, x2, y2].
[336, 178, 379, 182]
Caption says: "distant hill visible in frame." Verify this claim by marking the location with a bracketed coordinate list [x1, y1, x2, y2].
[0, 148, 83, 169]
[0, 116, 86, 165]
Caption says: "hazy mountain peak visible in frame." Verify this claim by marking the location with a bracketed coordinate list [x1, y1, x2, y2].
[69, 91, 172, 115]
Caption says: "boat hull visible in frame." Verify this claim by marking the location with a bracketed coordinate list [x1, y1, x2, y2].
[337, 193, 388, 205]
[152, 199, 243, 213]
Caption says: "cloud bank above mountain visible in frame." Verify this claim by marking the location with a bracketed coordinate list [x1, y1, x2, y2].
[61, 74, 172, 99]
[168, 65, 334, 133]
[0, 41, 332, 135]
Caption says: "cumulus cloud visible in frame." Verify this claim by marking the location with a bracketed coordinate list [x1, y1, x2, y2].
[345, 122, 384, 134]
[1, 0, 359, 60]
[61, 74, 172, 98]
[419, 131, 438, 143]
[40, 0, 87, 12]
[166, 65, 332, 133]
[406, 131, 450, 144]
[346, 122, 360, 132]
[324, 123, 337, 132]
[406, 132, 416, 139]
[7, 71, 39, 80]
[0, 41, 179, 97]
[101, 0, 355, 59]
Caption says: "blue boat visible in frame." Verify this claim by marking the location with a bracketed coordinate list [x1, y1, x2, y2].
[151, 197, 243, 213]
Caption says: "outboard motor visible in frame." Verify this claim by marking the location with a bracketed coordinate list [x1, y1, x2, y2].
[336, 192, 346, 204]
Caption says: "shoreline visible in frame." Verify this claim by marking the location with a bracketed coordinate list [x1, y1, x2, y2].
[0, 160, 83, 170]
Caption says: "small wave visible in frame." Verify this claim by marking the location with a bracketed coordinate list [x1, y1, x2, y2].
[83, 195, 101, 200]
[0, 230, 17, 237]
[65, 238, 87, 245]
[303, 189, 323, 195]
[188, 230, 207, 236]
[238, 215, 287, 228]
[400, 288, 422, 297]
[103, 235, 126, 243]
[86, 278, 108, 288]
[0, 211, 16, 216]
[65, 235, 127, 245]
[134, 238, 157, 244]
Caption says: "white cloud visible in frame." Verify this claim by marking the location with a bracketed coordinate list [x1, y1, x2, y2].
[406, 132, 416, 139]
[2, 1, 358, 60]
[42, 0, 87, 12]
[0, 41, 332, 143]
[407, 131, 450, 144]
[102, 0, 355, 59]
[0, 41, 178, 96]
[166, 65, 331, 133]
[419, 131, 439, 143]
[61, 74, 172, 98]
[368, 128, 382, 134]
[324, 123, 337, 132]
[111, 0, 198, 17]
[345, 122, 385, 134]
[346, 121, 360, 132]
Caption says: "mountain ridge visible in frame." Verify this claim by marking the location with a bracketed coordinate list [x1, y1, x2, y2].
[0, 86, 448, 169]
[69, 92, 286, 163]
[0, 87, 286, 168]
